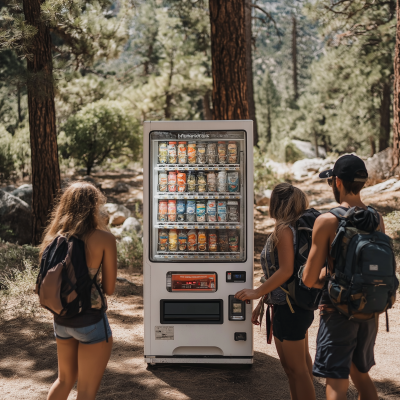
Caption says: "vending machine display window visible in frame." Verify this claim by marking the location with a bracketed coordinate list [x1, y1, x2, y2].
[149, 130, 247, 263]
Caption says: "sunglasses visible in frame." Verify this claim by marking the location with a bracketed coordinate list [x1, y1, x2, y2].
[327, 176, 335, 187]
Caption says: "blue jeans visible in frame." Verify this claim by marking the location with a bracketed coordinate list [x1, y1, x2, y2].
[54, 314, 112, 345]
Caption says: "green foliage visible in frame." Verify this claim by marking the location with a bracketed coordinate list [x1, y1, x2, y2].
[0, 139, 16, 183]
[117, 231, 143, 270]
[253, 148, 284, 193]
[61, 99, 141, 175]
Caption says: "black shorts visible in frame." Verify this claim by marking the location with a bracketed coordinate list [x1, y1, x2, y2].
[273, 303, 314, 342]
[313, 312, 377, 379]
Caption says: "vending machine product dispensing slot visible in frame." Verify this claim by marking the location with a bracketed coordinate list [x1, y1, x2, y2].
[143, 120, 254, 365]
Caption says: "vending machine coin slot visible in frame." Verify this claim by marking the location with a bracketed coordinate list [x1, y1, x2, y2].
[228, 295, 246, 321]
[226, 271, 246, 283]
[166, 272, 217, 292]
[234, 332, 247, 341]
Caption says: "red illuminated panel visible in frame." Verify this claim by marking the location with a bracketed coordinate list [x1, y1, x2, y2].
[171, 274, 217, 292]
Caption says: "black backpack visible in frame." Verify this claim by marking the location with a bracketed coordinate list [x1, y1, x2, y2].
[285, 208, 323, 311]
[328, 206, 398, 327]
[35, 236, 107, 326]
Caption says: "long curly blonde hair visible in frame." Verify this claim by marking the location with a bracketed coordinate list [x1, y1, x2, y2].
[39, 182, 108, 258]
[269, 183, 309, 249]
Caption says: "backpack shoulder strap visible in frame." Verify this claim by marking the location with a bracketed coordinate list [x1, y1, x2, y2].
[329, 207, 348, 220]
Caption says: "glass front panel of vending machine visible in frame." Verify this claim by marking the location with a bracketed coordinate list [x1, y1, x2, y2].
[149, 131, 247, 262]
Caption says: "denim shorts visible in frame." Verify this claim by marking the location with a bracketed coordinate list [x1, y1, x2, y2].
[54, 314, 112, 345]
[313, 312, 377, 379]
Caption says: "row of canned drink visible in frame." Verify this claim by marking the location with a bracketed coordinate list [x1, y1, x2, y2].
[158, 229, 239, 252]
[158, 199, 239, 222]
[158, 141, 238, 164]
[158, 170, 239, 193]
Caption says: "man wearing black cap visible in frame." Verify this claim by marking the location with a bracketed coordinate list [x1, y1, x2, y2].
[302, 155, 384, 400]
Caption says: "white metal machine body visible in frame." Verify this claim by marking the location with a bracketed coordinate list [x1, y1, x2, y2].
[143, 120, 254, 364]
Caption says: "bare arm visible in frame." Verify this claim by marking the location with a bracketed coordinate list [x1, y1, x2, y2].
[101, 233, 117, 295]
[235, 227, 294, 301]
[302, 214, 336, 288]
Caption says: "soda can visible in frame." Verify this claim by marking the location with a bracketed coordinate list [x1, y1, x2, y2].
[217, 170, 227, 192]
[159, 171, 168, 192]
[186, 200, 196, 222]
[168, 171, 177, 192]
[178, 230, 188, 251]
[207, 199, 217, 222]
[168, 141, 177, 164]
[177, 200, 186, 222]
[227, 141, 238, 164]
[158, 200, 168, 222]
[217, 142, 227, 164]
[178, 141, 187, 164]
[196, 200, 206, 222]
[158, 229, 168, 252]
[169, 229, 178, 252]
[217, 201, 227, 222]
[198, 229, 207, 252]
[227, 172, 239, 192]
[168, 200, 176, 222]
[158, 142, 168, 164]
[188, 142, 197, 164]
[177, 172, 186, 193]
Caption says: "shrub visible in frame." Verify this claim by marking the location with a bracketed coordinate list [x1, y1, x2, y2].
[60, 99, 141, 175]
[0, 142, 16, 183]
[253, 148, 284, 194]
[117, 231, 143, 270]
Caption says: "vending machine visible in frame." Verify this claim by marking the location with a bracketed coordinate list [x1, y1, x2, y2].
[143, 120, 254, 365]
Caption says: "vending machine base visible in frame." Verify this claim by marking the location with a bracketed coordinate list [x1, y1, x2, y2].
[145, 357, 253, 365]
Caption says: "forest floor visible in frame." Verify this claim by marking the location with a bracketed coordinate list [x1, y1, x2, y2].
[1, 173, 400, 399]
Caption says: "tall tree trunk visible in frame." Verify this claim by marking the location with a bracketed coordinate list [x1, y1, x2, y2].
[392, 0, 400, 170]
[209, 0, 249, 120]
[292, 15, 298, 102]
[245, 0, 258, 146]
[266, 100, 272, 144]
[369, 136, 376, 156]
[379, 81, 391, 152]
[23, 0, 60, 245]
[203, 91, 213, 120]
[17, 85, 22, 123]
[314, 130, 319, 158]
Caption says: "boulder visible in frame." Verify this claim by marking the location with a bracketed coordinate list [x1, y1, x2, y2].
[292, 158, 330, 180]
[265, 160, 291, 177]
[121, 217, 142, 234]
[114, 181, 129, 192]
[364, 148, 396, 180]
[291, 139, 327, 159]
[11, 184, 32, 206]
[255, 189, 272, 206]
[361, 178, 399, 198]
[0, 189, 32, 244]
[110, 211, 127, 226]
[1, 185, 16, 192]
[103, 203, 131, 219]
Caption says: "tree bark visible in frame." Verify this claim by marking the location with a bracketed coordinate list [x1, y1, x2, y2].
[292, 16, 298, 102]
[369, 136, 376, 156]
[314, 130, 319, 158]
[203, 91, 213, 120]
[392, 0, 400, 169]
[379, 81, 391, 152]
[209, 0, 249, 120]
[245, 0, 258, 146]
[23, 0, 60, 245]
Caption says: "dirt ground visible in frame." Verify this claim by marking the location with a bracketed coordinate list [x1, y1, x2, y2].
[1, 174, 400, 399]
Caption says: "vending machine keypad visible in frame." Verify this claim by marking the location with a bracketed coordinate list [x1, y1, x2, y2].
[228, 295, 246, 321]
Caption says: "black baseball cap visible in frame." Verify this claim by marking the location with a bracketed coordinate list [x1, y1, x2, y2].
[319, 154, 368, 182]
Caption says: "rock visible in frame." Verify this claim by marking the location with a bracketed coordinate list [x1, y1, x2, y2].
[292, 158, 329, 180]
[110, 211, 127, 226]
[364, 148, 398, 180]
[121, 217, 142, 234]
[1, 185, 16, 192]
[309, 198, 336, 207]
[127, 188, 143, 203]
[11, 184, 32, 206]
[291, 139, 327, 159]
[114, 181, 129, 192]
[103, 203, 131, 219]
[122, 236, 133, 244]
[110, 226, 123, 239]
[255, 189, 272, 206]
[0, 189, 32, 244]
[265, 160, 291, 177]
[361, 178, 399, 198]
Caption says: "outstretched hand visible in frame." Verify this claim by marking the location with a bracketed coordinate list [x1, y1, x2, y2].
[235, 288, 259, 301]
